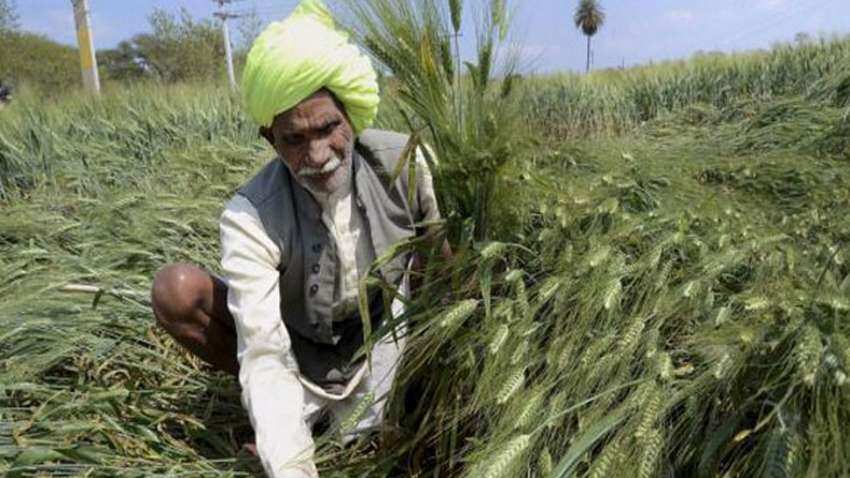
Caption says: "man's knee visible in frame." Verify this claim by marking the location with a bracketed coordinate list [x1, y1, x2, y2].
[151, 263, 207, 330]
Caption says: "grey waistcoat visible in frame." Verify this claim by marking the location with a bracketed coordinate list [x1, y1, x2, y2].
[236, 129, 421, 391]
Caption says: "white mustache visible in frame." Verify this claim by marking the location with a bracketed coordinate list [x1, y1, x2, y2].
[299, 155, 342, 177]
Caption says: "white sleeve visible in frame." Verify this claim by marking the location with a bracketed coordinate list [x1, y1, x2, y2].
[219, 195, 318, 478]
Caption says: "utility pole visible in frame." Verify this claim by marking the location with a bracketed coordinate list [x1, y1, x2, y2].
[71, 0, 100, 94]
[213, 0, 241, 91]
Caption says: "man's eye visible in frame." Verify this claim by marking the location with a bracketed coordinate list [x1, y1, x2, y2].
[321, 121, 340, 134]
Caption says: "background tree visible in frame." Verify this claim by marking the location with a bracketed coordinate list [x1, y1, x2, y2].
[83, 8, 224, 85]
[132, 8, 224, 83]
[794, 32, 812, 45]
[0, 0, 76, 95]
[0, 0, 19, 32]
[0, 31, 79, 93]
[574, 0, 605, 73]
[97, 40, 148, 83]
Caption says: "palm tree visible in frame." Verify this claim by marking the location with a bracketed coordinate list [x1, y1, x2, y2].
[574, 0, 605, 73]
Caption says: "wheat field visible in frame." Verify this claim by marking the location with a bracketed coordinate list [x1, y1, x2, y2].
[2, 1, 850, 476]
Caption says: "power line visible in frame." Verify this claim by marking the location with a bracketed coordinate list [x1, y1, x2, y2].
[231, 5, 296, 18]
[239, 0, 294, 10]
[718, 0, 833, 48]
[238, 1, 284, 10]
[231, 8, 287, 18]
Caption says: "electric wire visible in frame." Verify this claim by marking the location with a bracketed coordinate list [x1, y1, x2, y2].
[718, 0, 836, 48]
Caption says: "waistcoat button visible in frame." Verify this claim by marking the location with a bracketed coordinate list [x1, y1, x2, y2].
[311, 263, 320, 274]
[312, 243, 322, 253]
[309, 284, 319, 296]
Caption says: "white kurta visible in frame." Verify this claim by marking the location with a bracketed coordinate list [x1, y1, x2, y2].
[219, 149, 439, 478]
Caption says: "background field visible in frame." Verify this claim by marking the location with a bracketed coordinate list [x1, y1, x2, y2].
[2, 32, 850, 478]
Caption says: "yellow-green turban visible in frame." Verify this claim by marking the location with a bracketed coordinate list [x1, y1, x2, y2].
[241, 0, 379, 134]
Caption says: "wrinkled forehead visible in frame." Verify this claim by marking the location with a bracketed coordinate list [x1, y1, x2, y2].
[273, 89, 349, 134]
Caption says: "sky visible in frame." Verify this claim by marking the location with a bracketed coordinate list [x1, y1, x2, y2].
[15, 0, 850, 73]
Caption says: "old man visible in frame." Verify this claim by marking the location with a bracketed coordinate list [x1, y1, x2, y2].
[150, 1, 444, 476]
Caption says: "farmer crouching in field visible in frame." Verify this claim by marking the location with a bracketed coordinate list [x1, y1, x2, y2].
[150, 1, 446, 476]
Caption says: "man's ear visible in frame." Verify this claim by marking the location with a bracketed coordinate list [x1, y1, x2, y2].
[259, 126, 274, 146]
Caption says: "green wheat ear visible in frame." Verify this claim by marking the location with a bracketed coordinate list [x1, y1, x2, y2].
[514, 279, 529, 320]
[795, 325, 823, 387]
[496, 367, 525, 404]
[514, 391, 543, 429]
[618, 315, 646, 354]
[439, 299, 479, 329]
[587, 437, 623, 478]
[338, 391, 375, 437]
[634, 385, 662, 439]
[714, 306, 731, 326]
[481, 434, 531, 478]
[538, 447, 553, 476]
[480, 241, 508, 261]
[639, 428, 663, 478]
[510, 338, 529, 365]
[587, 244, 612, 268]
[603, 277, 622, 310]
[489, 323, 509, 355]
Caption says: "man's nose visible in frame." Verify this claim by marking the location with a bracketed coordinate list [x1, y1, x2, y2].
[304, 139, 332, 167]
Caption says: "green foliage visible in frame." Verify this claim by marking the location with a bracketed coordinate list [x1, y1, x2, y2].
[0, 83, 263, 476]
[0, 6, 237, 91]
[3, 4, 850, 478]
[573, 0, 605, 36]
[131, 8, 226, 83]
[0, 30, 79, 94]
[92, 7, 237, 86]
[97, 41, 148, 83]
[0, 0, 18, 32]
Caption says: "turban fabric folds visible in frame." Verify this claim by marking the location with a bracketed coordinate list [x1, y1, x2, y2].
[241, 0, 380, 134]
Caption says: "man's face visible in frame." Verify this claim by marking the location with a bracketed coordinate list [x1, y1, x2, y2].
[260, 89, 355, 194]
